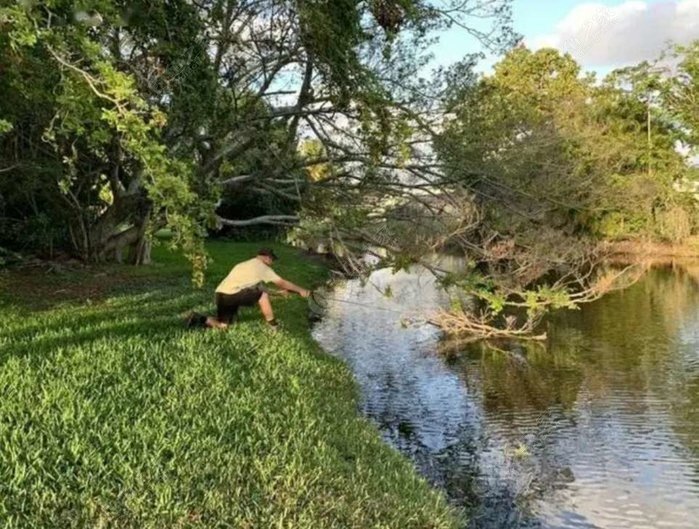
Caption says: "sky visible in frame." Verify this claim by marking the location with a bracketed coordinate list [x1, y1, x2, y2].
[430, 0, 699, 76]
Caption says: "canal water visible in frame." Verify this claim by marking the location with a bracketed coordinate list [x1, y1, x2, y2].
[312, 263, 699, 528]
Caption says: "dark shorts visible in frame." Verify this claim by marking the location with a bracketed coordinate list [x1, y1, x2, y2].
[216, 287, 263, 324]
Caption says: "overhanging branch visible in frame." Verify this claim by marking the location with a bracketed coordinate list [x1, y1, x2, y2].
[217, 214, 299, 227]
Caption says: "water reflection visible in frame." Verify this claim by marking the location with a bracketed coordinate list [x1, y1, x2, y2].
[313, 262, 699, 528]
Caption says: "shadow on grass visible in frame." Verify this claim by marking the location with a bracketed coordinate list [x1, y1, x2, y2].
[3, 288, 198, 333]
[1, 283, 318, 370]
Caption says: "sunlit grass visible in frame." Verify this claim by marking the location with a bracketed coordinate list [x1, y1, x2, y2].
[0, 241, 458, 528]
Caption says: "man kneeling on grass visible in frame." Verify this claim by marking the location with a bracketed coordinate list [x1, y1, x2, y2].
[187, 248, 310, 330]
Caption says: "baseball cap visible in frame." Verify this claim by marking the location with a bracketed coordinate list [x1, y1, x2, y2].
[257, 247, 278, 260]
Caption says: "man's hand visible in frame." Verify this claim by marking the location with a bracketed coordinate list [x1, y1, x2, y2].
[274, 278, 311, 299]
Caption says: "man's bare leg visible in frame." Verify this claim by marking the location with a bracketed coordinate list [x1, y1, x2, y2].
[258, 292, 277, 325]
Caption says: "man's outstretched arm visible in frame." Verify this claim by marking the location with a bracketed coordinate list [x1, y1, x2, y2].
[273, 278, 310, 298]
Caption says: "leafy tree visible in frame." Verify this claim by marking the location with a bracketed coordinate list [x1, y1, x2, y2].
[343, 46, 697, 339]
[439, 47, 695, 248]
[668, 41, 699, 147]
[592, 62, 694, 241]
[0, 1, 206, 274]
[1, 0, 517, 279]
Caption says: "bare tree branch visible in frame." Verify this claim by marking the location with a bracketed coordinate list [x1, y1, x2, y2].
[217, 214, 299, 227]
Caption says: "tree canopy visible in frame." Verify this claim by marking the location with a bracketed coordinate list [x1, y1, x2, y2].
[0, 0, 516, 279]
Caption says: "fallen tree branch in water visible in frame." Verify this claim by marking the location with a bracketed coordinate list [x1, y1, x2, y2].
[428, 310, 547, 343]
[428, 261, 647, 343]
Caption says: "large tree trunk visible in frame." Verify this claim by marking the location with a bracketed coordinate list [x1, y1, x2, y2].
[127, 205, 152, 265]
[87, 190, 152, 264]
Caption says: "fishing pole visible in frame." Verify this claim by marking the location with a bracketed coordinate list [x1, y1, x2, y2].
[309, 292, 442, 329]
[309, 291, 430, 318]
[313, 296, 404, 313]
[310, 291, 400, 312]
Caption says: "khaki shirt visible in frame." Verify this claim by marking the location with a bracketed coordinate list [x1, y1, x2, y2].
[215, 257, 281, 295]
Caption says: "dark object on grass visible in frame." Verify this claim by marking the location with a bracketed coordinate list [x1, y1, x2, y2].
[186, 312, 208, 329]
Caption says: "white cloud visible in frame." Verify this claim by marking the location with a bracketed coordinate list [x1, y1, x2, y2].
[530, 1, 699, 68]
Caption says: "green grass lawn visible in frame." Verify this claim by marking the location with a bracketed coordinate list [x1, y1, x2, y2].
[0, 241, 458, 528]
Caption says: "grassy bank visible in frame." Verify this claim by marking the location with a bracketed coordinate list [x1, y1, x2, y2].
[0, 241, 458, 528]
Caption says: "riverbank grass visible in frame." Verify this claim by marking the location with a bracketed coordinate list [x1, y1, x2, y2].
[0, 241, 458, 528]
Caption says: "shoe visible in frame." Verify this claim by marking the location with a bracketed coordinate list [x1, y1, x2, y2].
[186, 312, 207, 329]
